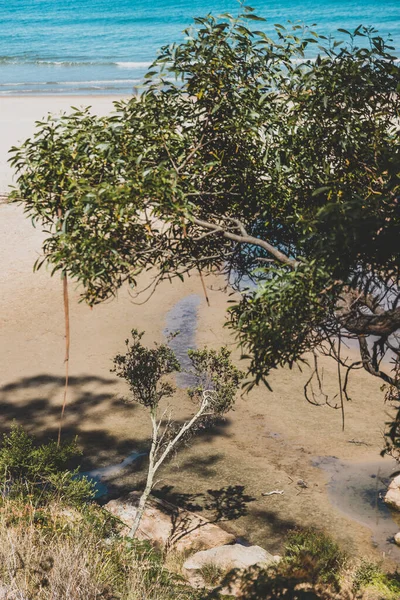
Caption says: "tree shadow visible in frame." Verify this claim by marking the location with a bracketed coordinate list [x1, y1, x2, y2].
[154, 483, 256, 522]
[179, 452, 225, 478]
[0, 373, 142, 478]
[249, 507, 297, 539]
[147, 484, 256, 551]
[0, 374, 233, 501]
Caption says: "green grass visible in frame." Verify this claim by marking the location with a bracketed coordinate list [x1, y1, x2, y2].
[199, 562, 224, 587]
[353, 560, 400, 599]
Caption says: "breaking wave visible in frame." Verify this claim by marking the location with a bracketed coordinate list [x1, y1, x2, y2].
[0, 56, 152, 68]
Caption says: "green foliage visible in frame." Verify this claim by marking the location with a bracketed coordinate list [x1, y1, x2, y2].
[282, 528, 348, 588]
[113, 330, 242, 417]
[112, 329, 181, 408]
[0, 424, 94, 506]
[228, 264, 337, 387]
[188, 346, 244, 414]
[352, 560, 400, 599]
[217, 529, 349, 600]
[9, 7, 400, 390]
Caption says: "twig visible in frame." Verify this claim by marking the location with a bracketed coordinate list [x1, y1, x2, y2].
[347, 439, 371, 446]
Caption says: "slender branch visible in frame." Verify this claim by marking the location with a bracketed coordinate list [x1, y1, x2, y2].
[191, 217, 299, 268]
[304, 353, 330, 407]
[153, 391, 212, 472]
[358, 336, 399, 388]
[197, 266, 210, 306]
[177, 133, 207, 173]
[337, 336, 345, 431]
[342, 360, 363, 403]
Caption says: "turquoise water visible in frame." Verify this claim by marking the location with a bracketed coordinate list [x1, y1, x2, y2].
[0, 0, 399, 95]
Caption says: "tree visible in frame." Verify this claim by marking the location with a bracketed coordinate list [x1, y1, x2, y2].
[112, 330, 243, 537]
[9, 7, 400, 429]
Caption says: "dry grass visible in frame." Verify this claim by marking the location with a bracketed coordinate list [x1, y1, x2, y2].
[0, 498, 394, 600]
[0, 499, 198, 600]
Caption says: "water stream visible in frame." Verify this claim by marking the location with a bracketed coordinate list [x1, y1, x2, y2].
[163, 293, 201, 387]
[82, 451, 147, 498]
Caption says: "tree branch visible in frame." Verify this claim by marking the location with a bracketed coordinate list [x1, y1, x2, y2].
[191, 217, 299, 268]
[358, 336, 399, 388]
[153, 390, 213, 472]
[342, 306, 400, 336]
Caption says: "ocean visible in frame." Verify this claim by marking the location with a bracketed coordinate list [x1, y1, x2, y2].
[0, 0, 399, 96]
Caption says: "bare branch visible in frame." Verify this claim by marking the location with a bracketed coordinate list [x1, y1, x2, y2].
[191, 216, 299, 268]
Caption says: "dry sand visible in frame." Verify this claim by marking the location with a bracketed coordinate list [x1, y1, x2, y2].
[0, 95, 124, 194]
[0, 96, 399, 565]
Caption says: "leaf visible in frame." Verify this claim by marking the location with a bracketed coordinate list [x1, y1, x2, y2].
[312, 186, 331, 197]
[243, 14, 266, 21]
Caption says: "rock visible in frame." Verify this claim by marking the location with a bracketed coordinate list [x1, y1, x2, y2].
[183, 543, 278, 573]
[384, 474, 400, 510]
[183, 544, 280, 595]
[394, 532, 400, 546]
[104, 491, 235, 552]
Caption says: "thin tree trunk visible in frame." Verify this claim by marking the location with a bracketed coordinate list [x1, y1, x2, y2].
[129, 395, 210, 538]
[57, 271, 70, 447]
[153, 394, 209, 472]
[129, 411, 158, 538]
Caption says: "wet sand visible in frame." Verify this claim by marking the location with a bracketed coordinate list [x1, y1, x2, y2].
[1, 96, 399, 566]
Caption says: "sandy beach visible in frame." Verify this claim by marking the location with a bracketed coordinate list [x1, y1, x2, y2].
[0, 96, 126, 194]
[1, 95, 399, 565]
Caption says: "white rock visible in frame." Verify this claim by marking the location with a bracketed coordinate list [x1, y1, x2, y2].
[384, 474, 400, 510]
[105, 491, 235, 552]
[394, 532, 400, 546]
[183, 544, 280, 595]
[183, 543, 278, 574]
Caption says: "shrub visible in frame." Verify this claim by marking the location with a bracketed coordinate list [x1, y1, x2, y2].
[352, 560, 400, 599]
[0, 424, 94, 506]
[199, 562, 224, 587]
[281, 528, 348, 589]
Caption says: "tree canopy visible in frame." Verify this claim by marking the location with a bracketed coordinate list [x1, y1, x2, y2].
[9, 7, 400, 421]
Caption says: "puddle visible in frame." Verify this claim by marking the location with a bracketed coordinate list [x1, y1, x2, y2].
[163, 294, 201, 387]
[313, 456, 400, 558]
